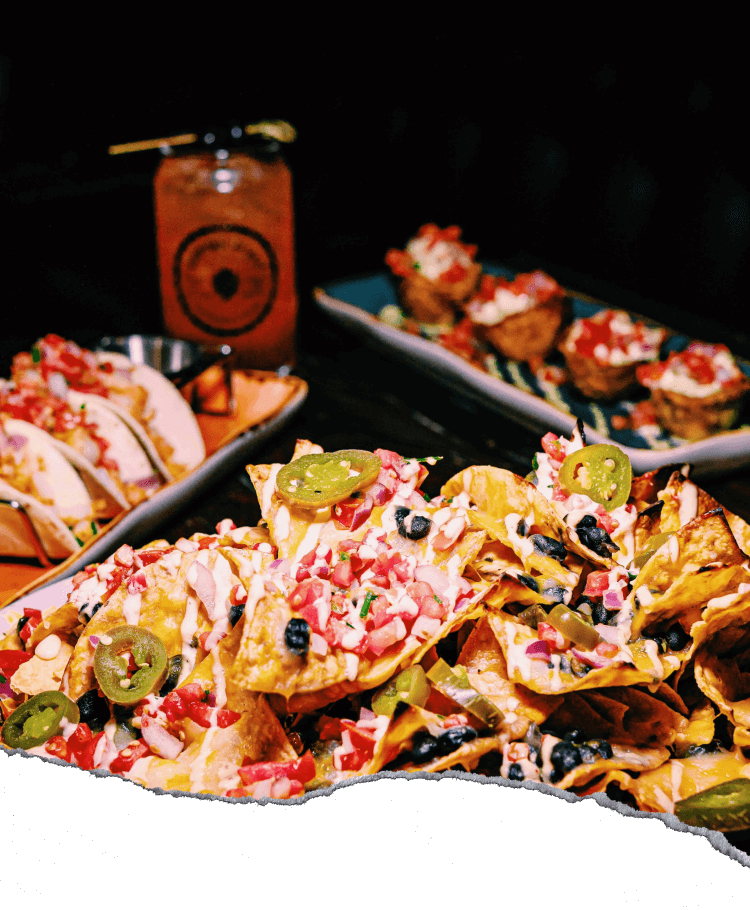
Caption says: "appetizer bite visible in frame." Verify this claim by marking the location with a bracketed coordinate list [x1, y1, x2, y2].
[3, 434, 750, 839]
[466, 271, 569, 363]
[558, 309, 666, 400]
[636, 342, 750, 441]
[385, 224, 480, 324]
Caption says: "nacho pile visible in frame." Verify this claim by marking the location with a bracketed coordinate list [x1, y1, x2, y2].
[2, 430, 750, 832]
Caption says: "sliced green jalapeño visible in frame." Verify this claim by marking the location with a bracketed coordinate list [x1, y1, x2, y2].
[632, 532, 674, 570]
[674, 778, 750, 832]
[558, 444, 632, 512]
[371, 666, 431, 718]
[2, 691, 79, 749]
[426, 659, 504, 728]
[93, 625, 168, 706]
[275, 450, 382, 510]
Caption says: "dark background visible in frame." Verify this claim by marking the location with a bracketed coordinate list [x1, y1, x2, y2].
[0, 44, 750, 892]
[1, 46, 748, 364]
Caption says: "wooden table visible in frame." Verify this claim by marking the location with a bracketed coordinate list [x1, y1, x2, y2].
[0, 315, 750, 888]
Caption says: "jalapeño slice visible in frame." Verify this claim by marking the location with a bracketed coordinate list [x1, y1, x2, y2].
[2, 691, 79, 750]
[371, 666, 431, 718]
[426, 659, 504, 728]
[546, 604, 601, 651]
[632, 532, 674, 570]
[558, 444, 632, 512]
[674, 778, 750, 832]
[275, 450, 382, 510]
[94, 625, 168, 706]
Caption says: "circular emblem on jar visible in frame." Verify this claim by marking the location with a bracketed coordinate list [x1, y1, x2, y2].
[172, 225, 279, 336]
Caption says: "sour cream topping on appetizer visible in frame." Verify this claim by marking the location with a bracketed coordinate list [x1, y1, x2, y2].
[467, 271, 565, 326]
[385, 224, 477, 283]
[562, 309, 665, 366]
[637, 342, 748, 399]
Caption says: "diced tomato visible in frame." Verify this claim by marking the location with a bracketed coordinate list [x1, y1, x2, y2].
[439, 261, 468, 283]
[367, 621, 402, 656]
[0, 651, 33, 674]
[197, 536, 219, 550]
[110, 740, 152, 774]
[226, 787, 251, 798]
[239, 751, 316, 785]
[18, 609, 42, 644]
[540, 433, 564, 462]
[385, 248, 414, 278]
[104, 566, 128, 600]
[114, 545, 134, 567]
[332, 558, 355, 589]
[288, 578, 327, 611]
[318, 717, 342, 740]
[341, 720, 378, 757]
[135, 548, 174, 567]
[44, 735, 70, 762]
[583, 571, 611, 598]
[595, 505, 618, 535]
[373, 449, 403, 470]
[332, 495, 373, 531]
[417, 595, 447, 619]
[537, 622, 568, 651]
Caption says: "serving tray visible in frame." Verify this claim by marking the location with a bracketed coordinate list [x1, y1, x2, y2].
[315, 267, 750, 478]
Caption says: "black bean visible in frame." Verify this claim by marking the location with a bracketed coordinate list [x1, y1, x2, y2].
[665, 624, 690, 651]
[714, 714, 734, 750]
[686, 742, 718, 757]
[159, 655, 184, 696]
[517, 574, 539, 593]
[507, 763, 525, 781]
[591, 602, 609, 625]
[590, 739, 613, 759]
[577, 525, 619, 557]
[16, 615, 30, 637]
[435, 725, 478, 756]
[563, 728, 584, 743]
[577, 743, 599, 764]
[542, 583, 568, 604]
[229, 602, 245, 626]
[285, 618, 310, 656]
[394, 506, 432, 540]
[516, 519, 528, 537]
[575, 514, 598, 530]
[550, 741, 582, 782]
[410, 731, 439, 763]
[531, 535, 568, 563]
[76, 690, 111, 733]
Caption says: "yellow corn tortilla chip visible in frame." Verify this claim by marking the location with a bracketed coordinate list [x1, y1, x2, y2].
[64, 550, 205, 700]
[659, 472, 750, 555]
[555, 743, 669, 791]
[458, 617, 561, 727]
[487, 613, 662, 695]
[27, 602, 81, 652]
[543, 686, 688, 748]
[229, 585, 487, 713]
[691, 588, 750, 737]
[627, 509, 748, 638]
[10, 642, 74, 696]
[442, 465, 615, 575]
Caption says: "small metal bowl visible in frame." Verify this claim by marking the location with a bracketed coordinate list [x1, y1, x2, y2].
[96, 335, 232, 387]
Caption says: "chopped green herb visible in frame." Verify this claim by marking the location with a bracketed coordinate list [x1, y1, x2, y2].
[90, 521, 98, 535]
[532, 453, 539, 470]
[422, 492, 432, 502]
[339, 552, 350, 562]
[360, 591, 376, 619]
[74, 536, 84, 547]
[350, 491, 362, 499]
[345, 622, 354, 629]
[412, 456, 443, 464]
[31, 345, 41, 364]
[0, 673, 6, 685]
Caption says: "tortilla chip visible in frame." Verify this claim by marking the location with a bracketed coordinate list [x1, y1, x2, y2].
[64, 550, 206, 700]
[458, 617, 561, 726]
[691, 589, 750, 737]
[10, 642, 74, 696]
[555, 743, 669, 791]
[627, 510, 748, 638]
[543, 686, 688, 748]
[659, 472, 750, 555]
[27, 602, 81, 652]
[487, 613, 661, 695]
